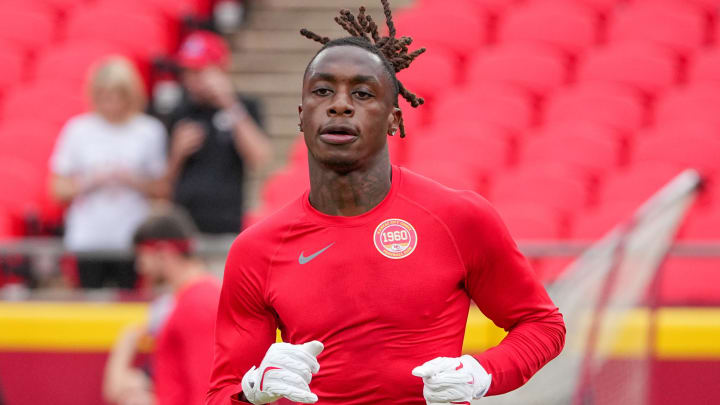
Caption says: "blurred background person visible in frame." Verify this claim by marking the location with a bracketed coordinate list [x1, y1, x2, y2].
[165, 30, 271, 234]
[126, 207, 220, 405]
[49, 56, 169, 289]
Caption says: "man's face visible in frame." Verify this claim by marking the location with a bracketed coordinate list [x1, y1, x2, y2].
[181, 66, 215, 102]
[300, 46, 401, 172]
[135, 247, 165, 285]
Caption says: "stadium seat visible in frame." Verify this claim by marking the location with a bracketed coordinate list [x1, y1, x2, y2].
[544, 82, 646, 133]
[404, 122, 513, 191]
[260, 168, 310, 213]
[630, 0, 720, 16]
[65, 8, 171, 59]
[393, 7, 487, 61]
[608, 1, 705, 55]
[688, 50, 720, 86]
[0, 82, 88, 126]
[493, 202, 567, 240]
[572, 200, 643, 240]
[490, 163, 590, 215]
[396, 48, 458, 106]
[497, 2, 598, 55]
[657, 258, 720, 305]
[0, 207, 15, 240]
[404, 159, 485, 193]
[521, 122, 621, 177]
[0, 51, 26, 95]
[0, 121, 63, 167]
[675, 209, 720, 240]
[654, 88, 720, 128]
[600, 161, 688, 206]
[533, 0, 621, 14]
[419, 0, 520, 16]
[37, 0, 90, 14]
[431, 85, 534, 132]
[0, 9, 56, 55]
[467, 44, 568, 95]
[0, 157, 44, 216]
[577, 42, 679, 95]
[532, 256, 575, 282]
[633, 124, 720, 177]
[32, 41, 130, 86]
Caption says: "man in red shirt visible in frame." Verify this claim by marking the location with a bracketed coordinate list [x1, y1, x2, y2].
[207, 1, 565, 404]
[133, 209, 221, 405]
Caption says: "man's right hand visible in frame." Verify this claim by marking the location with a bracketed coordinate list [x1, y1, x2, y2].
[240, 341, 324, 404]
[170, 121, 206, 162]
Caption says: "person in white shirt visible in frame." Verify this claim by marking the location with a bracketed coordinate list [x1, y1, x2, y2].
[50, 56, 169, 289]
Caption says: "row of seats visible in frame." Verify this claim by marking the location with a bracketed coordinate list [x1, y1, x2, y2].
[407, 0, 719, 58]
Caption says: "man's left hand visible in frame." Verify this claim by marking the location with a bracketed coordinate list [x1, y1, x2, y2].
[412, 355, 492, 404]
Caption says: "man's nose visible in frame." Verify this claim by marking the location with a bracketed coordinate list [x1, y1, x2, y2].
[327, 93, 354, 117]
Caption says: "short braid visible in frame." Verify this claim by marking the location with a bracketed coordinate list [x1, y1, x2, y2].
[300, 0, 424, 138]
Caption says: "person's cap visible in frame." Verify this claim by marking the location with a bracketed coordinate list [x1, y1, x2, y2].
[176, 30, 230, 69]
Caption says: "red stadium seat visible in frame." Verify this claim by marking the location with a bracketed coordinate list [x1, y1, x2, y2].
[532, 256, 575, 282]
[260, 168, 309, 212]
[32, 41, 130, 86]
[633, 124, 720, 177]
[0, 9, 56, 55]
[493, 202, 567, 240]
[608, 1, 705, 54]
[0, 51, 26, 95]
[467, 44, 568, 95]
[657, 258, 720, 305]
[393, 7, 487, 60]
[676, 209, 720, 240]
[490, 163, 590, 215]
[431, 86, 534, 132]
[404, 159, 484, 192]
[544, 82, 646, 133]
[577, 42, 678, 95]
[397, 48, 458, 106]
[572, 200, 643, 240]
[600, 161, 687, 206]
[0, 121, 63, 167]
[0, 82, 88, 126]
[420, 0, 521, 16]
[0, 156, 44, 216]
[405, 122, 513, 190]
[688, 50, 720, 85]
[0, 207, 15, 240]
[631, 0, 720, 16]
[533, 0, 621, 14]
[522, 122, 621, 177]
[37, 0, 90, 14]
[65, 8, 170, 58]
[654, 87, 720, 128]
[498, 2, 598, 55]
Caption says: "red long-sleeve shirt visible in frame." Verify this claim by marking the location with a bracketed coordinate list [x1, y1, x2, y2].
[155, 276, 220, 405]
[207, 165, 565, 404]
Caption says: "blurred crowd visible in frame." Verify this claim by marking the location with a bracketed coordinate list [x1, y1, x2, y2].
[47, 29, 270, 290]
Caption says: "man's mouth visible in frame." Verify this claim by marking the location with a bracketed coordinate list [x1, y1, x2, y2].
[318, 125, 359, 145]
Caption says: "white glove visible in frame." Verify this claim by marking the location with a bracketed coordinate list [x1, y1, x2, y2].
[412, 355, 492, 404]
[241, 341, 324, 404]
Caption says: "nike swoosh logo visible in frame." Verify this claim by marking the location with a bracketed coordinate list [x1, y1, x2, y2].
[298, 242, 335, 264]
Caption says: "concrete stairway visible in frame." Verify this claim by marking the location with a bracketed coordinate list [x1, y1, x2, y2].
[230, 0, 413, 209]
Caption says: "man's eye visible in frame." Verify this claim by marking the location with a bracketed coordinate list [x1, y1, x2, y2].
[354, 91, 373, 99]
[313, 88, 331, 96]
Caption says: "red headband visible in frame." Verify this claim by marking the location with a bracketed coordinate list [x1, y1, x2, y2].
[137, 239, 194, 254]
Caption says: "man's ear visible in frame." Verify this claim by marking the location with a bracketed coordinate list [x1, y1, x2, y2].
[388, 107, 402, 136]
[298, 105, 304, 132]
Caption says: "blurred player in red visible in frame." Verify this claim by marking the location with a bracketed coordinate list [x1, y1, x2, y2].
[207, 1, 565, 404]
[104, 208, 221, 405]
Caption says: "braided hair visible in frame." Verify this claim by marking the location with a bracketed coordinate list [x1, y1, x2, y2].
[300, 0, 425, 138]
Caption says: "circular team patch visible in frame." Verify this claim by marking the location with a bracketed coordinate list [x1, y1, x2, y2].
[373, 218, 418, 259]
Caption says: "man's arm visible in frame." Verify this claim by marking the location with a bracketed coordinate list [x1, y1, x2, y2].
[462, 195, 566, 395]
[206, 236, 278, 405]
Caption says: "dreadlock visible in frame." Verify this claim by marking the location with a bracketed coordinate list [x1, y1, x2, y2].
[300, 0, 425, 138]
